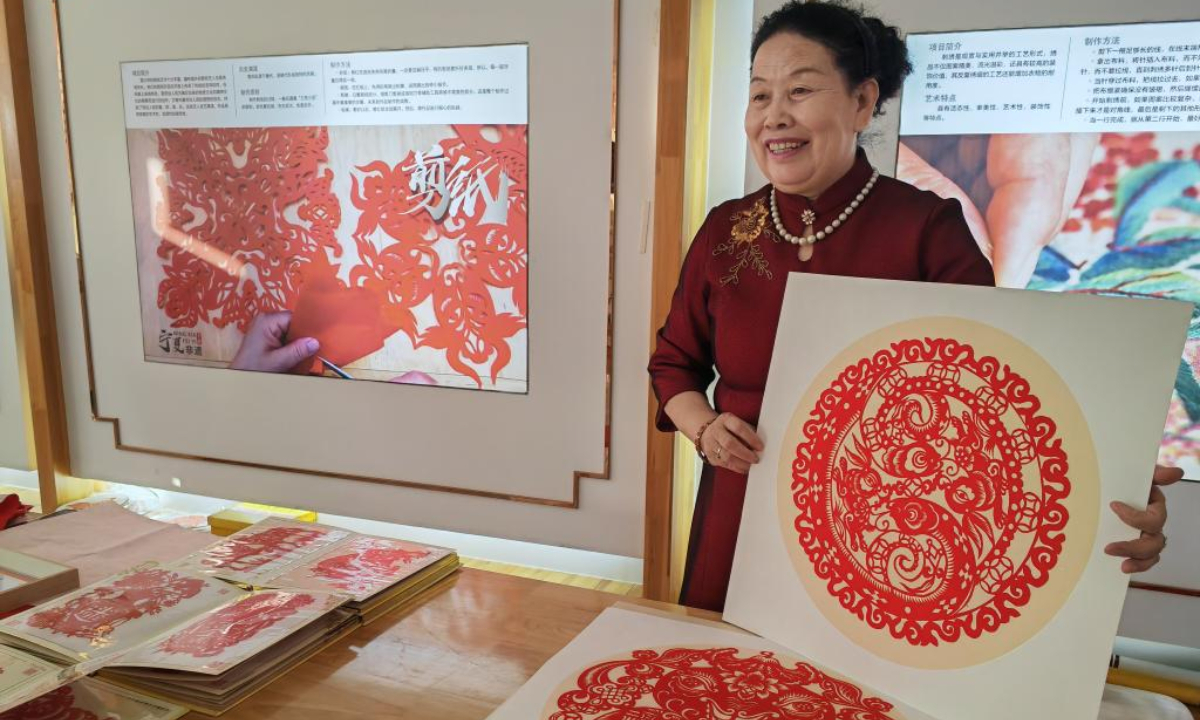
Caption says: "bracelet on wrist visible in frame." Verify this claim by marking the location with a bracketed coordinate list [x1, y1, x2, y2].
[692, 415, 718, 463]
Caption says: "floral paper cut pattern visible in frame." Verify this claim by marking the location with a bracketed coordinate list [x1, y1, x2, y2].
[158, 592, 316, 658]
[310, 541, 432, 598]
[27, 569, 205, 646]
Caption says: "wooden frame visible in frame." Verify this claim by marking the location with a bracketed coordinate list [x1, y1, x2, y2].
[643, 0, 692, 601]
[0, 0, 70, 512]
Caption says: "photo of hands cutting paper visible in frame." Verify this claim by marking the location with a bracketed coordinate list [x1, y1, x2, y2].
[126, 122, 528, 392]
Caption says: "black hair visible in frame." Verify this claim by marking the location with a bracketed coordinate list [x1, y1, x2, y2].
[751, 1, 911, 116]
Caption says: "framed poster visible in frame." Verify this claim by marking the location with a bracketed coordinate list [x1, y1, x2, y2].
[723, 274, 1190, 720]
[896, 20, 1200, 478]
[47, 0, 618, 508]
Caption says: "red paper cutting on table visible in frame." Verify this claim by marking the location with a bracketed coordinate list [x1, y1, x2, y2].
[27, 569, 205, 643]
[790, 338, 1070, 647]
[155, 128, 343, 333]
[159, 593, 316, 658]
[310, 543, 431, 596]
[549, 647, 901, 719]
[200, 526, 330, 574]
[0, 686, 96, 720]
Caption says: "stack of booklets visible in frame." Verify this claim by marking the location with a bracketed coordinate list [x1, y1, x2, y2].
[0, 519, 459, 715]
[171, 518, 460, 625]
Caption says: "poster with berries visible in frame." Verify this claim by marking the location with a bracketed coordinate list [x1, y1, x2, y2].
[107, 590, 345, 674]
[122, 45, 529, 392]
[897, 20, 1200, 476]
[723, 274, 1189, 720]
[484, 605, 935, 720]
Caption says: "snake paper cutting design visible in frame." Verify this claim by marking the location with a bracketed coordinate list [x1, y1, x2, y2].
[789, 336, 1072, 648]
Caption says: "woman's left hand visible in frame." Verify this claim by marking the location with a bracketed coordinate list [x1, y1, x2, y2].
[1104, 464, 1183, 573]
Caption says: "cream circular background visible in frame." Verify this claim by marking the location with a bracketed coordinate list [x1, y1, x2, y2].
[776, 317, 1099, 669]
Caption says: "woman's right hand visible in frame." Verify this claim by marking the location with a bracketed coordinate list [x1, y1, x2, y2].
[700, 412, 764, 474]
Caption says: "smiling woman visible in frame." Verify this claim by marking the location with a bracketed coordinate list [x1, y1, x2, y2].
[647, 0, 1176, 613]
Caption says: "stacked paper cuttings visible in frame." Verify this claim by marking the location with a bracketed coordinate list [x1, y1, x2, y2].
[0, 518, 460, 715]
[172, 518, 461, 624]
[0, 564, 352, 716]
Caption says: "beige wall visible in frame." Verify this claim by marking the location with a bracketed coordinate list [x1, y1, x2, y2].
[0, 208, 31, 470]
[26, 0, 661, 558]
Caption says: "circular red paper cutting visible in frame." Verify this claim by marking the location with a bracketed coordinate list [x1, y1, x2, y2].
[545, 647, 904, 719]
[790, 336, 1072, 648]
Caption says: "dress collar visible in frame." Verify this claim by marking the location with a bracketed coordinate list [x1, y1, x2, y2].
[772, 147, 873, 223]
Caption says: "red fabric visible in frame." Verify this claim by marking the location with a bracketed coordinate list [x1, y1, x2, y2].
[288, 274, 395, 373]
[649, 149, 996, 612]
[0, 494, 32, 530]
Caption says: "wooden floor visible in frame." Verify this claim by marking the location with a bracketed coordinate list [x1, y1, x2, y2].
[459, 557, 642, 597]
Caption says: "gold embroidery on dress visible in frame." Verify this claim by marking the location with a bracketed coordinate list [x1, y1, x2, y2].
[715, 198, 774, 286]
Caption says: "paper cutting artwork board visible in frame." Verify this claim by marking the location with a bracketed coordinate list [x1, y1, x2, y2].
[723, 274, 1191, 720]
[486, 604, 937, 720]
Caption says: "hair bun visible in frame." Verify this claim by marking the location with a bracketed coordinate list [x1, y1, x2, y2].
[862, 16, 911, 106]
[752, 1, 914, 117]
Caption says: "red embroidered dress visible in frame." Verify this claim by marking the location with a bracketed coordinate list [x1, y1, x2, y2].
[648, 149, 995, 611]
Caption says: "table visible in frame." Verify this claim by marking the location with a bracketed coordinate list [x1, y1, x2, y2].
[207, 568, 708, 719]
[202, 567, 1200, 720]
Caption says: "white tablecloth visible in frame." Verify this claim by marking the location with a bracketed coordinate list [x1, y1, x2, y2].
[1100, 685, 1192, 720]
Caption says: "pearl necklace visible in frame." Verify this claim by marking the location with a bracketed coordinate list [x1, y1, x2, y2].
[770, 169, 880, 261]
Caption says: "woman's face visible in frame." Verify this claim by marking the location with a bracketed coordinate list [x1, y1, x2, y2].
[745, 32, 879, 198]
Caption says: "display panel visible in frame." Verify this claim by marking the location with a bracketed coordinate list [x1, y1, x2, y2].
[897, 20, 1200, 476]
[123, 46, 529, 392]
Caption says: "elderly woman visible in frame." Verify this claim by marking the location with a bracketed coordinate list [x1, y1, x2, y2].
[649, 0, 1178, 612]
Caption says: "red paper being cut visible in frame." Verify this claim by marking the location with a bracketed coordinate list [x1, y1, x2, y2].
[154, 128, 344, 333]
[27, 569, 205, 643]
[287, 274, 394, 371]
[790, 337, 1071, 647]
[159, 592, 315, 658]
[0, 686, 96, 720]
[310, 542, 431, 596]
[202, 526, 330, 574]
[549, 647, 901, 719]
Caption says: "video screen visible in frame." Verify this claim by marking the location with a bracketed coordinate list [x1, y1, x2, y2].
[898, 21, 1200, 475]
[123, 45, 529, 393]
